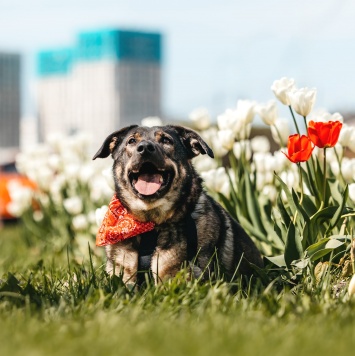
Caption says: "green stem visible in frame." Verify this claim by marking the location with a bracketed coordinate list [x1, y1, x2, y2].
[293, 163, 304, 224]
[298, 163, 304, 205]
[272, 124, 285, 148]
[289, 105, 301, 135]
[334, 146, 346, 186]
[323, 147, 327, 205]
[303, 116, 308, 133]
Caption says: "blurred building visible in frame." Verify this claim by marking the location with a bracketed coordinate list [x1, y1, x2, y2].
[0, 52, 21, 164]
[37, 29, 162, 142]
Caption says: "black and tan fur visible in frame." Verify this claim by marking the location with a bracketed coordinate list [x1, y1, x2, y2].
[93, 125, 263, 284]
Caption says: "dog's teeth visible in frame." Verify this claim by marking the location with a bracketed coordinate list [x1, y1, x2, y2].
[159, 176, 164, 183]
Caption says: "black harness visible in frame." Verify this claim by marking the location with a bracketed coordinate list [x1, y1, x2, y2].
[137, 215, 198, 284]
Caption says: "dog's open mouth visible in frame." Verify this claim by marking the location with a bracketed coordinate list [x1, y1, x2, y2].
[129, 162, 172, 197]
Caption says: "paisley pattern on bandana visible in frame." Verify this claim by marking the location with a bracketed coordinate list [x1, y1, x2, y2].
[96, 195, 155, 247]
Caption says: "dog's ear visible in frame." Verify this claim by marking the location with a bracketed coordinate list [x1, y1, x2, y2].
[168, 125, 214, 159]
[92, 125, 138, 159]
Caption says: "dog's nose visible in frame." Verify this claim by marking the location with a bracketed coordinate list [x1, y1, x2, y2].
[137, 141, 156, 155]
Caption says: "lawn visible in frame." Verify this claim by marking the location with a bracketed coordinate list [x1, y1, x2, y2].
[1, 223, 355, 356]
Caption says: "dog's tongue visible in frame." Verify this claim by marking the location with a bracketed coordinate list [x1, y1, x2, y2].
[135, 173, 162, 195]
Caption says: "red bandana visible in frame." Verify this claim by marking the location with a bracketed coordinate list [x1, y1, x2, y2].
[96, 195, 155, 247]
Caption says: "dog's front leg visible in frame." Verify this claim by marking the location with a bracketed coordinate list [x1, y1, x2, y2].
[105, 237, 139, 284]
[151, 227, 187, 284]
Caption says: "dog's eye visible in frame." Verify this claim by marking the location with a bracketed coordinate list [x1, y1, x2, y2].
[128, 138, 136, 145]
[162, 137, 172, 145]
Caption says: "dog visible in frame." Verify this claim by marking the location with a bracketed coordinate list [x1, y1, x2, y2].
[93, 124, 263, 284]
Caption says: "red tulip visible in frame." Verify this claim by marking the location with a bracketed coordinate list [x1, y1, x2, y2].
[283, 134, 314, 163]
[307, 120, 342, 148]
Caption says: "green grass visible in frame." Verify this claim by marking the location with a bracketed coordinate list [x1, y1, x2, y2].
[1, 224, 355, 356]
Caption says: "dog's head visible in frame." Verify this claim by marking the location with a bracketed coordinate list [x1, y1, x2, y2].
[93, 125, 214, 222]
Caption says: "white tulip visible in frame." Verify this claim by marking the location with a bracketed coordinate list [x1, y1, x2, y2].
[90, 176, 114, 202]
[6, 180, 33, 217]
[217, 108, 239, 132]
[33, 210, 44, 222]
[349, 183, 355, 203]
[330, 160, 340, 177]
[307, 109, 343, 123]
[338, 124, 353, 148]
[217, 100, 255, 139]
[270, 118, 290, 147]
[287, 87, 317, 117]
[63, 196, 83, 215]
[217, 129, 235, 150]
[253, 152, 270, 173]
[200, 167, 230, 198]
[326, 144, 343, 164]
[102, 167, 115, 190]
[349, 274, 355, 297]
[251, 136, 270, 153]
[347, 130, 355, 153]
[210, 136, 228, 158]
[79, 163, 95, 183]
[271, 77, 296, 105]
[36, 166, 54, 191]
[256, 173, 265, 191]
[96, 205, 108, 226]
[48, 154, 61, 171]
[64, 163, 81, 180]
[141, 116, 163, 127]
[264, 171, 274, 185]
[255, 100, 278, 125]
[280, 170, 299, 189]
[235, 99, 256, 124]
[272, 150, 289, 172]
[192, 154, 218, 173]
[233, 141, 252, 160]
[189, 107, 211, 131]
[340, 158, 355, 182]
[49, 174, 66, 204]
[72, 214, 88, 231]
[261, 185, 277, 202]
[200, 127, 217, 147]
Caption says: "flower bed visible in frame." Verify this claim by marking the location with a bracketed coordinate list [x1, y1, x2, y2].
[6, 78, 355, 292]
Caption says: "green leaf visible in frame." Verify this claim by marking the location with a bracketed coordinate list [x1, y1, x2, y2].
[306, 238, 330, 258]
[276, 195, 291, 229]
[291, 258, 310, 269]
[304, 159, 322, 203]
[301, 194, 318, 217]
[310, 248, 334, 262]
[328, 179, 343, 205]
[328, 234, 352, 242]
[217, 193, 238, 220]
[329, 185, 348, 230]
[238, 215, 268, 243]
[303, 206, 338, 247]
[264, 254, 286, 267]
[284, 222, 303, 268]
[274, 173, 297, 216]
[301, 163, 317, 198]
[306, 236, 346, 262]
[292, 188, 310, 224]
[244, 171, 267, 236]
[325, 239, 344, 249]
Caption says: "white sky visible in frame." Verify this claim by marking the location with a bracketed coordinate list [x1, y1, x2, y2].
[1, 0, 355, 119]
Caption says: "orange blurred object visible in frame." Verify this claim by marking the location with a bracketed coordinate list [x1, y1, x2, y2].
[0, 173, 36, 219]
